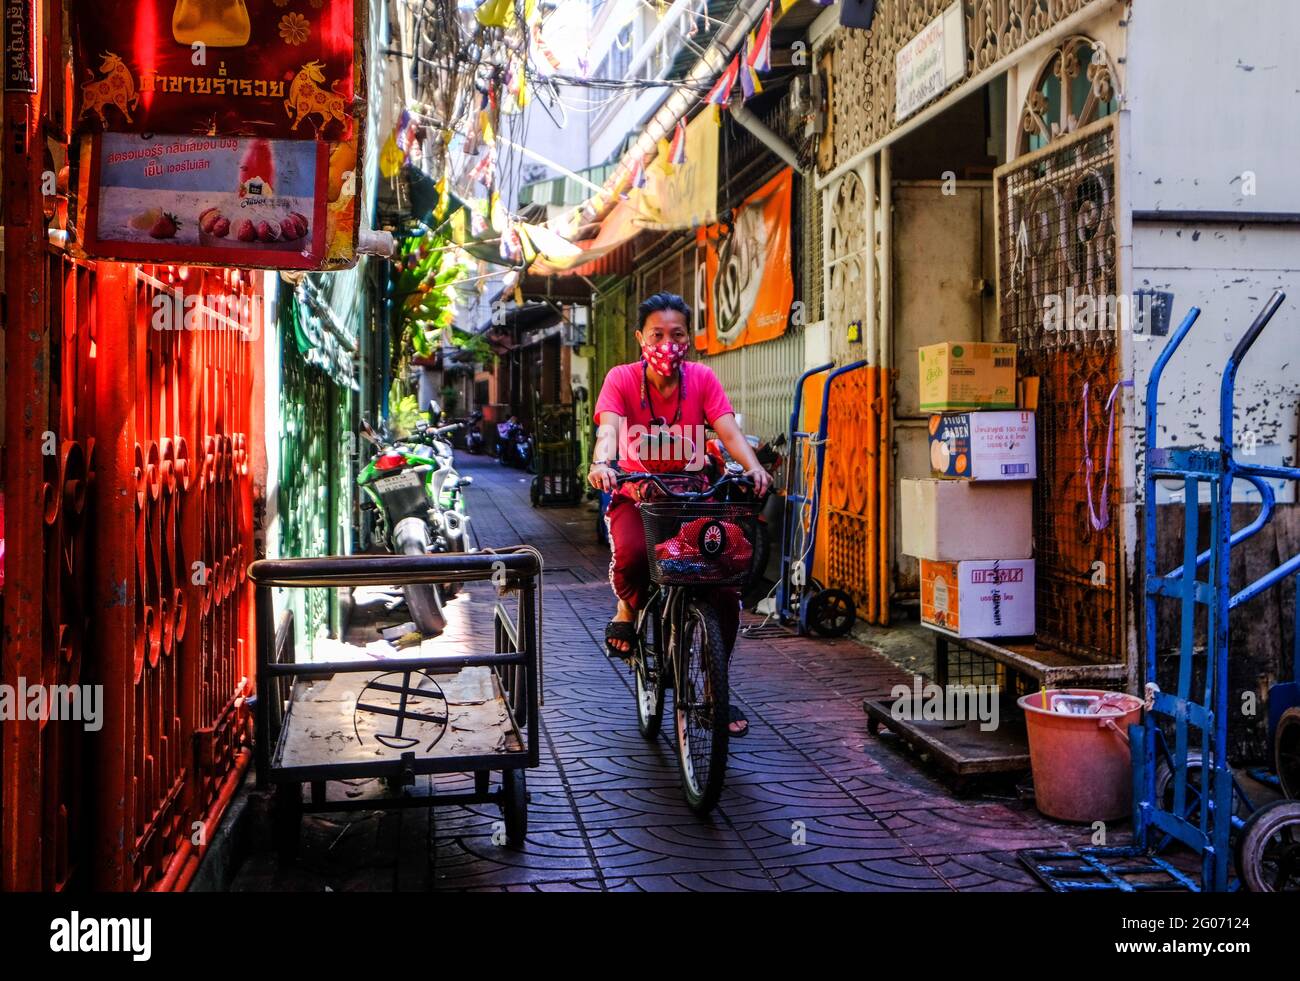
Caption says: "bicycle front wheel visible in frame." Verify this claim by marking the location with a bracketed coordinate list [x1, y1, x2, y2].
[674, 600, 730, 814]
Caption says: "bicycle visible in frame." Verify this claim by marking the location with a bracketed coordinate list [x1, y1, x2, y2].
[613, 467, 763, 814]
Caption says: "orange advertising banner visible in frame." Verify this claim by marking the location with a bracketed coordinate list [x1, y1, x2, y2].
[695, 167, 794, 355]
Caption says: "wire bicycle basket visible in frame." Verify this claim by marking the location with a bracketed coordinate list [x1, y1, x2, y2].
[640, 500, 761, 587]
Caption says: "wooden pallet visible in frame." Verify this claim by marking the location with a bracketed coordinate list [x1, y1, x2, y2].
[863, 694, 1030, 786]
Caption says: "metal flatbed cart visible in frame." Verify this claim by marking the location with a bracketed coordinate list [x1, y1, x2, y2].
[248, 550, 541, 853]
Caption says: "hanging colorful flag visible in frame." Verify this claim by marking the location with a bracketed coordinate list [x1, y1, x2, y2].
[468, 146, 495, 186]
[633, 156, 648, 189]
[740, 39, 763, 100]
[475, 0, 535, 28]
[380, 131, 405, 179]
[532, 21, 562, 70]
[749, 4, 773, 73]
[706, 55, 740, 106]
[396, 109, 421, 158]
[669, 120, 687, 166]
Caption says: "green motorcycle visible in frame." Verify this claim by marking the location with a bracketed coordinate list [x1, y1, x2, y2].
[357, 419, 471, 636]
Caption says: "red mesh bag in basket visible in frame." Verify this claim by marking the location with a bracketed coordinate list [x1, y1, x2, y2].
[654, 516, 753, 574]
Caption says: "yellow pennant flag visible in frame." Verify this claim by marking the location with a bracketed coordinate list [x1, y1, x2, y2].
[379, 132, 404, 179]
[475, 0, 512, 27]
[434, 177, 450, 221]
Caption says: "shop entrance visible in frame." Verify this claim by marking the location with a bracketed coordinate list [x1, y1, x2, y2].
[891, 180, 997, 593]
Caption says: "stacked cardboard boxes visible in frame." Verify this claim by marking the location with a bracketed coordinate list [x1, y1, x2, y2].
[904, 343, 1037, 639]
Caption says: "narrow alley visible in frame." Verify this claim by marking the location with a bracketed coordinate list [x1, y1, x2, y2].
[232, 454, 1078, 892]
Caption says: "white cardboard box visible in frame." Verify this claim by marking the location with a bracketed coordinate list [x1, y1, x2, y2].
[920, 558, 1036, 638]
[929, 410, 1037, 480]
[900, 478, 1033, 561]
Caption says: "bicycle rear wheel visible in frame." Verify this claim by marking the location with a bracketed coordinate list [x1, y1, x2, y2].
[674, 600, 730, 814]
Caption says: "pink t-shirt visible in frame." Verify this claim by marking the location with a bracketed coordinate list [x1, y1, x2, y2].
[594, 360, 734, 473]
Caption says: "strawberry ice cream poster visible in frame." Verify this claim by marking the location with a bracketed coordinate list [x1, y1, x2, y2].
[86, 133, 327, 267]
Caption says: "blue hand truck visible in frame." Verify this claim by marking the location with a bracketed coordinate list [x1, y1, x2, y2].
[1023, 290, 1300, 892]
[774, 360, 867, 637]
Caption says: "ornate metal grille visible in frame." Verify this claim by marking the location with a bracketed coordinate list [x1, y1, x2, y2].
[996, 119, 1120, 662]
[820, 0, 1096, 174]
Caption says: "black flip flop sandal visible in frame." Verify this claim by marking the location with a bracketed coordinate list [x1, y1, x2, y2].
[604, 620, 636, 659]
[728, 704, 750, 738]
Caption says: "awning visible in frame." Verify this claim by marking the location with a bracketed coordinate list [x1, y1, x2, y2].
[527, 0, 772, 275]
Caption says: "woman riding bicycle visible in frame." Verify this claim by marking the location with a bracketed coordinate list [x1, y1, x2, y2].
[588, 292, 772, 737]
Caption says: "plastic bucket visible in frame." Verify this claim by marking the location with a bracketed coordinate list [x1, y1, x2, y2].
[1017, 688, 1143, 823]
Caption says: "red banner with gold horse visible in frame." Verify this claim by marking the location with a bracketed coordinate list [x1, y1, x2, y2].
[69, 0, 357, 141]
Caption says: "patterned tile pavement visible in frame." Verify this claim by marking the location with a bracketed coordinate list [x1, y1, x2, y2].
[231, 453, 1092, 892]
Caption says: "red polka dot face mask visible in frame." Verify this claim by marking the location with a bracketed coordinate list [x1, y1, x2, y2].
[641, 339, 688, 376]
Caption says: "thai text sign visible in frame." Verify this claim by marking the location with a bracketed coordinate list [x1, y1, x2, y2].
[895, 1, 965, 122]
[69, 0, 356, 141]
[4, 0, 35, 92]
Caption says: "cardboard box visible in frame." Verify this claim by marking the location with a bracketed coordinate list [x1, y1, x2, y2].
[920, 558, 1036, 638]
[918, 342, 1018, 411]
[929, 410, 1037, 480]
[900, 478, 1033, 560]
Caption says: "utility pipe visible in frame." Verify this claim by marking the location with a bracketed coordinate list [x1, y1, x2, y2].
[878, 144, 893, 625]
[728, 101, 805, 174]
[861, 154, 878, 623]
[563, 0, 771, 227]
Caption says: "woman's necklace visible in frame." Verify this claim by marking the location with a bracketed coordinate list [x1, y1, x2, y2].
[641, 361, 683, 427]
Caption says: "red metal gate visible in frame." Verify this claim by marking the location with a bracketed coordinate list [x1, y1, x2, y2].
[3, 258, 262, 892]
[3, 0, 263, 891]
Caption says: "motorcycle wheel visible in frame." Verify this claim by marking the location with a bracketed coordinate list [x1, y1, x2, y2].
[393, 523, 446, 636]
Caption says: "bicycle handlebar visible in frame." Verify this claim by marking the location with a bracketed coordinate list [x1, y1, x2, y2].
[610, 466, 757, 501]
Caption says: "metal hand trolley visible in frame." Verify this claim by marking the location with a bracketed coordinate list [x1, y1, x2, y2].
[248, 550, 541, 854]
[774, 360, 867, 637]
[1022, 290, 1300, 892]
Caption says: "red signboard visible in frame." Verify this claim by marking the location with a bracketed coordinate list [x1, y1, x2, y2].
[68, 0, 363, 270]
[70, 0, 356, 141]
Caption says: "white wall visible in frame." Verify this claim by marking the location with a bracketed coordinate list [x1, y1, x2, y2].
[1124, 0, 1300, 500]
[1126, 0, 1300, 214]
[1131, 225, 1300, 503]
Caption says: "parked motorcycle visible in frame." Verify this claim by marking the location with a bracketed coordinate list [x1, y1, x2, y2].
[357, 417, 472, 635]
[465, 415, 485, 454]
[495, 417, 535, 472]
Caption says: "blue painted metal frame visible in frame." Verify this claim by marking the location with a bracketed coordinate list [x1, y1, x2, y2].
[1021, 289, 1295, 893]
[1020, 847, 1200, 893]
[1134, 290, 1290, 892]
[776, 360, 869, 633]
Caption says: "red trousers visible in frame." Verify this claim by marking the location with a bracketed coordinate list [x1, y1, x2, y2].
[605, 495, 740, 654]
